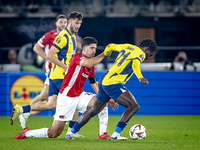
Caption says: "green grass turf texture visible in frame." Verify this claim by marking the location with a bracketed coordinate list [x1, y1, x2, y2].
[0, 116, 199, 150]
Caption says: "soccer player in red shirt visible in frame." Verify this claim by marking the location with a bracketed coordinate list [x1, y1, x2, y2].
[12, 12, 88, 138]
[13, 37, 117, 139]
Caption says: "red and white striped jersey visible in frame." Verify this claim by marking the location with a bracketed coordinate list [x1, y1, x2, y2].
[38, 29, 58, 75]
[60, 53, 95, 97]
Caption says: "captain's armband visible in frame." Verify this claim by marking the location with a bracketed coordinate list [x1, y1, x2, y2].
[89, 76, 97, 84]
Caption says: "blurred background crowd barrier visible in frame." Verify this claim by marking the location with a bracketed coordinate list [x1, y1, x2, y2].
[0, 0, 200, 73]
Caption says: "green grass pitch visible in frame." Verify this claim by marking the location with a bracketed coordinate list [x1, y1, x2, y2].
[0, 116, 200, 150]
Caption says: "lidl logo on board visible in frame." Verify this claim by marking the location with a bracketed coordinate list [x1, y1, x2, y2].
[10, 75, 44, 115]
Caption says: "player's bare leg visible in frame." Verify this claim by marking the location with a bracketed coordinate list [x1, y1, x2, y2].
[48, 120, 66, 138]
[30, 94, 57, 111]
[115, 91, 140, 123]
[72, 111, 79, 121]
[18, 84, 49, 129]
[30, 84, 49, 105]
[109, 91, 140, 140]
[85, 96, 109, 139]
[86, 96, 110, 139]
[11, 94, 57, 127]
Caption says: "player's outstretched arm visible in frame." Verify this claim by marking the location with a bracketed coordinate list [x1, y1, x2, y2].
[47, 47, 68, 71]
[104, 44, 115, 56]
[33, 42, 46, 60]
[80, 53, 106, 68]
[90, 81, 99, 94]
[104, 43, 122, 56]
[132, 59, 148, 85]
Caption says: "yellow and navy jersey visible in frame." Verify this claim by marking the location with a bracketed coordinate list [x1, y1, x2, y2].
[49, 28, 77, 80]
[102, 44, 146, 86]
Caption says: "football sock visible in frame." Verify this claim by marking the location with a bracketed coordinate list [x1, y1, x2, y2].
[69, 121, 76, 128]
[114, 121, 127, 134]
[21, 105, 31, 113]
[25, 128, 49, 138]
[67, 127, 71, 134]
[98, 106, 108, 135]
[111, 132, 119, 137]
[67, 121, 76, 134]
[24, 112, 31, 119]
[71, 122, 82, 134]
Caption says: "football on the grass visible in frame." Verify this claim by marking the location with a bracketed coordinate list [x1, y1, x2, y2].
[129, 124, 147, 140]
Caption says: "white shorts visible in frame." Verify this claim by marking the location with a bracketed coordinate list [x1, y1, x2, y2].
[44, 77, 49, 85]
[54, 92, 96, 121]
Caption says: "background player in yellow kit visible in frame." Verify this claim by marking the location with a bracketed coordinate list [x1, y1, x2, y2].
[65, 38, 158, 140]
[11, 12, 84, 137]
[17, 14, 68, 129]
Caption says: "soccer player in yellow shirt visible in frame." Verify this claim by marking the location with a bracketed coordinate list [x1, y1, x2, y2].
[17, 14, 67, 129]
[11, 11, 84, 136]
[65, 38, 158, 140]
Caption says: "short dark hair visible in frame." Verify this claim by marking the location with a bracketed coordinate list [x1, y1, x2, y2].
[56, 14, 67, 22]
[68, 11, 83, 20]
[139, 38, 159, 54]
[82, 37, 98, 48]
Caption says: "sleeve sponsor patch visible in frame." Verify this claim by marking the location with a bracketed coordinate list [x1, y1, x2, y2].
[54, 38, 61, 45]
[139, 54, 144, 61]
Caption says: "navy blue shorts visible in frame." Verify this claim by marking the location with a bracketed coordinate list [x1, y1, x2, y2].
[96, 74, 128, 102]
[48, 79, 63, 97]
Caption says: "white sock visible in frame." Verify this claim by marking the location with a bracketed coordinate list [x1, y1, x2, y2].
[25, 128, 49, 138]
[24, 112, 31, 118]
[67, 127, 71, 133]
[19, 114, 26, 129]
[19, 112, 31, 129]
[111, 132, 119, 137]
[98, 106, 108, 135]
[20, 107, 23, 113]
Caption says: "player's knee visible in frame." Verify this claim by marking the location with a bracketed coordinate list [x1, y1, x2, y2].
[129, 103, 140, 113]
[133, 104, 140, 112]
[49, 133, 58, 138]
[136, 104, 140, 111]
[87, 105, 92, 110]
[48, 131, 61, 138]
[88, 108, 98, 117]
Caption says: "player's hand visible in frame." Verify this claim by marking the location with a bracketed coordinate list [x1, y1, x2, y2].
[108, 99, 118, 111]
[105, 52, 112, 59]
[46, 58, 52, 63]
[63, 65, 68, 72]
[104, 44, 113, 56]
[139, 78, 149, 85]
